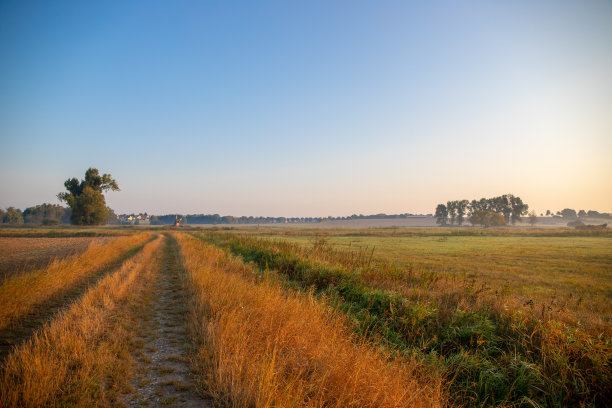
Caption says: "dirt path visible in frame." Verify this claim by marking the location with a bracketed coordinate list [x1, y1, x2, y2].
[125, 236, 211, 407]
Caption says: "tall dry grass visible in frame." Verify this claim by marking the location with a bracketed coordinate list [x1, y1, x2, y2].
[176, 233, 444, 408]
[0, 232, 152, 331]
[0, 235, 163, 408]
[204, 232, 612, 407]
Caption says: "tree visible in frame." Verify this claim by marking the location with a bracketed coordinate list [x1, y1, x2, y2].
[546, 210, 551, 216]
[446, 201, 457, 225]
[0, 209, 4, 223]
[3, 207, 24, 224]
[455, 200, 469, 226]
[58, 168, 119, 225]
[435, 204, 448, 225]
[509, 195, 528, 224]
[578, 210, 587, 218]
[490, 195, 512, 223]
[71, 186, 109, 225]
[560, 208, 577, 219]
[469, 211, 505, 227]
[469, 198, 490, 215]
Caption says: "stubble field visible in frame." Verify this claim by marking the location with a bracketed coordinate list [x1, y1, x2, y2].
[0, 237, 112, 282]
[0, 226, 609, 407]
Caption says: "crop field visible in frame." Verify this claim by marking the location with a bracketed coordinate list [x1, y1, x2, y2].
[0, 237, 112, 282]
[0, 227, 610, 407]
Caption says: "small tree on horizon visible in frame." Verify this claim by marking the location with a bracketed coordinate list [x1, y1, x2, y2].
[435, 204, 448, 226]
[455, 199, 469, 226]
[509, 195, 528, 224]
[446, 201, 457, 225]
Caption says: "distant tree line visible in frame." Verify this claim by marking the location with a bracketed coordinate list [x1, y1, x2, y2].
[1, 204, 71, 225]
[545, 209, 611, 220]
[434, 194, 529, 227]
[147, 212, 429, 225]
[1, 202, 118, 226]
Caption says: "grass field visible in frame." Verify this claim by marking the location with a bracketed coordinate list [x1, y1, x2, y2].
[228, 228, 612, 331]
[0, 226, 609, 407]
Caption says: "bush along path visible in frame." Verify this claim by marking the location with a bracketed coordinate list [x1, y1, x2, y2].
[124, 235, 212, 408]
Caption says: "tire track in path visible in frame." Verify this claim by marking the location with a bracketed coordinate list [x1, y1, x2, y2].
[124, 235, 211, 407]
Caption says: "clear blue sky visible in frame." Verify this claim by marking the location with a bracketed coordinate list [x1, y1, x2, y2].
[1, 0, 611, 216]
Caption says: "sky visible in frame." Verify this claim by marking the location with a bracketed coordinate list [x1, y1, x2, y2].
[1, 0, 611, 216]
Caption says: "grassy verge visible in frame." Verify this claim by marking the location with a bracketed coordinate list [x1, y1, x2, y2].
[200, 232, 611, 407]
[176, 232, 443, 408]
[0, 235, 164, 408]
[0, 232, 153, 332]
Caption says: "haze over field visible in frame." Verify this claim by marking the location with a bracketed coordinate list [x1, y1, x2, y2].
[1, 0, 611, 216]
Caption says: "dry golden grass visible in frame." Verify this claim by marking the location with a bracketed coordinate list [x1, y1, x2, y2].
[204, 232, 611, 407]
[0, 236, 111, 282]
[0, 232, 152, 331]
[176, 233, 444, 408]
[0, 235, 163, 408]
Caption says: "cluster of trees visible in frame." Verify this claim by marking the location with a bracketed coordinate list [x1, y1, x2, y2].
[544, 209, 611, 219]
[23, 203, 71, 224]
[1, 204, 72, 225]
[435, 194, 529, 227]
[1, 207, 25, 224]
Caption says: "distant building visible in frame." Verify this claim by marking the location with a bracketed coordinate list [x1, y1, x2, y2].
[118, 213, 151, 225]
